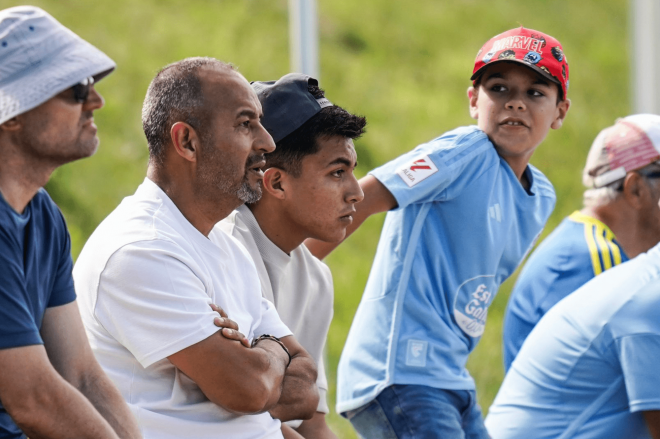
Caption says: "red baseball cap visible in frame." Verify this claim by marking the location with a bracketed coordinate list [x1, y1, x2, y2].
[471, 27, 569, 100]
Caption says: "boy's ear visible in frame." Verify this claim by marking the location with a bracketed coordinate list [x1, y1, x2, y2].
[262, 167, 287, 200]
[551, 98, 571, 130]
[467, 87, 479, 120]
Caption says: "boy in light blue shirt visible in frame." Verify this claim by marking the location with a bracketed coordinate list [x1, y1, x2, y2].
[307, 26, 571, 438]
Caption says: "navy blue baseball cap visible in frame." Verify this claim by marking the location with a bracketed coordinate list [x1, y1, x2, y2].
[251, 73, 333, 143]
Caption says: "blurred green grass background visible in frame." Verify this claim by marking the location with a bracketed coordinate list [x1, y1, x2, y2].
[1, 0, 629, 436]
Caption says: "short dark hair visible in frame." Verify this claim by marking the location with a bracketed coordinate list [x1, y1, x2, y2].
[141, 57, 234, 166]
[266, 84, 367, 176]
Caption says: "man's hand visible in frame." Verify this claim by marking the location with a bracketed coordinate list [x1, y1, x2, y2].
[210, 303, 249, 347]
[268, 336, 319, 422]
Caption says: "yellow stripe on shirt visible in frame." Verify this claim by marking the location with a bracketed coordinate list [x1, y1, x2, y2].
[583, 223, 603, 275]
[594, 224, 613, 271]
[569, 211, 623, 275]
[603, 227, 623, 266]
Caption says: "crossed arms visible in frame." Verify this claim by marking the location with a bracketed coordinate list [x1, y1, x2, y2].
[169, 310, 319, 419]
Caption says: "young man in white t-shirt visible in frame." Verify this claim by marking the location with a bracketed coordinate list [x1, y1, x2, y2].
[74, 58, 319, 439]
[214, 73, 365, 439]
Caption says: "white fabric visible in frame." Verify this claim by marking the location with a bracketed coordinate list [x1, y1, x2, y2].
[215, 204, 334, 418]
[74, 178, 291, 439]
[0, 6, 116, 124]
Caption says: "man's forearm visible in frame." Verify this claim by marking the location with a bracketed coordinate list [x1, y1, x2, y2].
[78, 369, 141, 439]
[281, 423, 305, 439]
[269, 353, 319, 422]
[296, 412, 339, 439]
[7, 372, 120, 439]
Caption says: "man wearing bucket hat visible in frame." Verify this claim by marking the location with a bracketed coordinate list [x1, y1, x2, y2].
[486, 119, 660, 438]
[0, 6, 140, 439]
[502, 114, 660, 372]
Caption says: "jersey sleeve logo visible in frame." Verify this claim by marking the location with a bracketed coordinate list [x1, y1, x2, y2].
[396, 155, 439, 188]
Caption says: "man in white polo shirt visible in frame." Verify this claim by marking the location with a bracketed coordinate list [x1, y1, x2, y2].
[74, 58, 319, 439]
[215, 73, 365, 438]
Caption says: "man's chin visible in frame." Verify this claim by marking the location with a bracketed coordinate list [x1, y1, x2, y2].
[237, 181, 262, 204]
[313, 228, 346, 244]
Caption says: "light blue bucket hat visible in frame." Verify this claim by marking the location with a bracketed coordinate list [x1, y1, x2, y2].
[0, 5, 116, 124]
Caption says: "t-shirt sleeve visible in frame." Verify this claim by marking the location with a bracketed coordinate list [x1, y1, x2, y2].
[254, 296, 292, 340]
[47, 212, 76, 308]
[0, 231, 42, 348]
[95, 240, 221, 368]
[369, 128, 494, 210]
[616, 334, 660, 412]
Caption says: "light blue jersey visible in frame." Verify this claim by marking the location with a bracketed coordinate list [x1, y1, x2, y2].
[486, 243, 660, 439]
[503, 211, 628, 371]
[337, 125, 555, 413]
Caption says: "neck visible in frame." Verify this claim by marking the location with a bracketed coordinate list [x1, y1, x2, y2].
[582, 203, 655, 259]
[147, 164, 238, 237]
[249, 198, 305, 255]
[0, 142, 57, 213]
[497, 149, 533, 191]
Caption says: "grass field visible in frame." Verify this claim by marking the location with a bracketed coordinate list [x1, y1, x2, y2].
[1, 0, 630, 436]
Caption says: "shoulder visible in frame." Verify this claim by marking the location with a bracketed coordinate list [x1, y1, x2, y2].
[212, 208, 260, 263]
[526, 164, 556, 200]
[211, 221, 259, 268]
[298, 244, 333, 281]
[215, 209, 240, 236]
[567, 211, 627, 275]
[423, 125, 496, 165]
[34, 188, 68, 227]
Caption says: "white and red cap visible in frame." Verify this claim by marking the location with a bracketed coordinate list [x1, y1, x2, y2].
[583, 114, 660, 188]
[471, 26, 569, 100]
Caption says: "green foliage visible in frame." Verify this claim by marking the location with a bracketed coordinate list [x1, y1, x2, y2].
[2, 0, 628, 436]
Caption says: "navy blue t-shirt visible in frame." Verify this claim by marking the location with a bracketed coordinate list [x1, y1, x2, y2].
[0, 188, 76, 438]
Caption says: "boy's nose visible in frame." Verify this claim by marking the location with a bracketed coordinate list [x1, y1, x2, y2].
[505, 94, 526, 111]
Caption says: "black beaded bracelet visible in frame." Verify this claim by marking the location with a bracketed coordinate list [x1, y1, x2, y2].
[251, 334, 292, 367]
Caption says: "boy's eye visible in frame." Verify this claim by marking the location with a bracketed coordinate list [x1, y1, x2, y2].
[491, 85, 507, 92]
[331, 169, 345, 177]
[528, 89, 544, 97]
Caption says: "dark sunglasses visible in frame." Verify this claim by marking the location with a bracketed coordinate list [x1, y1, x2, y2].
[72, 76, 95, 103]
[640, 171, 660, 180]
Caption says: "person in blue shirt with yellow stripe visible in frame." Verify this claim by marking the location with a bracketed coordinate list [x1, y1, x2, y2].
[503, 114, 660, 372]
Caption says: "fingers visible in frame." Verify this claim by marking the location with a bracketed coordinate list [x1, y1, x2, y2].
[210, 304, 250, 347]
[220, 326, 250, 348]
[209, 303, 228, 318]
[213, 315, 239, 331]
